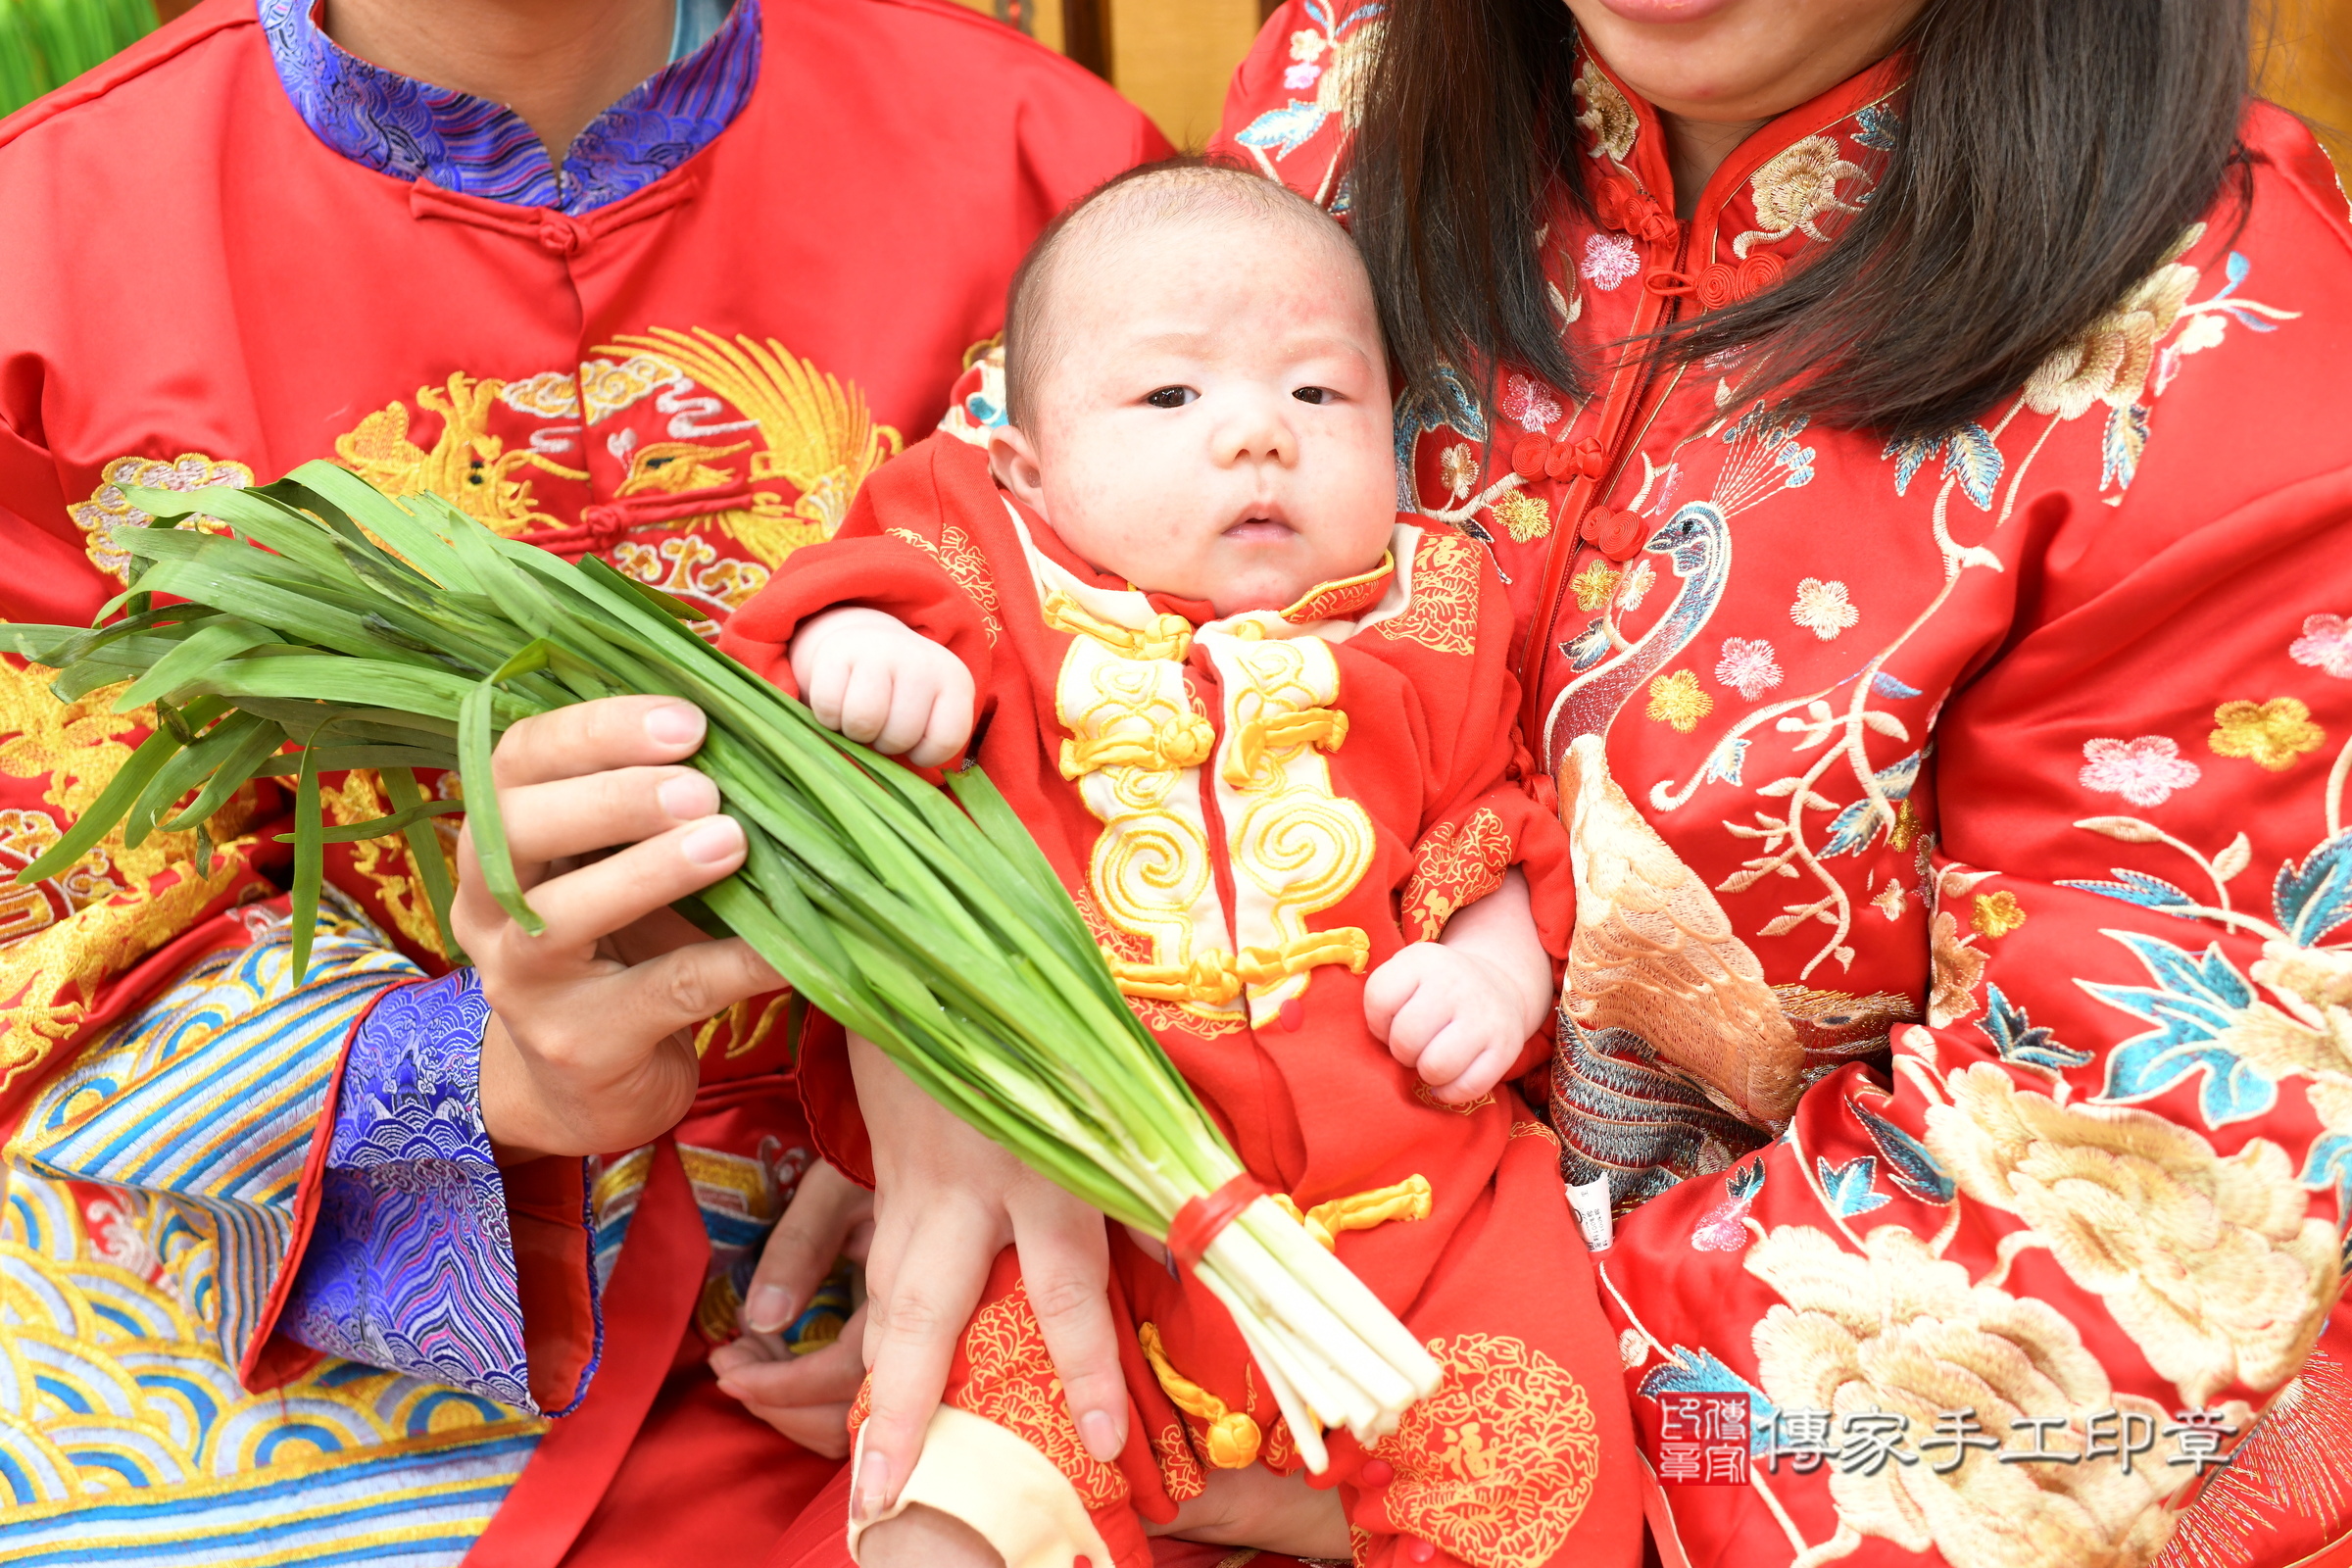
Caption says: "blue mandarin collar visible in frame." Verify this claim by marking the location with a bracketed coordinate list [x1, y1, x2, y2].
[260, 0, 760, 215]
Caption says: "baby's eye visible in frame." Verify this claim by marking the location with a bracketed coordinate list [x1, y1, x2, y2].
[1145, 386, 1198, 409]
[1293, 386, 1335, 405]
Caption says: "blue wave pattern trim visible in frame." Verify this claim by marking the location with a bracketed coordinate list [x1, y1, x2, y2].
[15, 899, 418, 1376]
[280, 967, 582, 1413]
[258, 0, 760, 215]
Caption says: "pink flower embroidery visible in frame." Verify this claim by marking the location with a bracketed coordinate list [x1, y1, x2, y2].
[1282, 63, 1322, 91]
[1497, 372, 1562, 433]
[2289, 612, 2352, 679]
[1714, 637, 1784, 701]
[1579, 231, 1642, 291]
[2080, 735, 2202, 807]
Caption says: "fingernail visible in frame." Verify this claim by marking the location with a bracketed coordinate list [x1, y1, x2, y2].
[1078, 1408, 1120, 1461]
[851, 1450, 892, 1524]
[746, 1285, 795, 1334]
[681, 815, 744, 866]
[658, 772, 719, 821]
[646, 704, 704, 748]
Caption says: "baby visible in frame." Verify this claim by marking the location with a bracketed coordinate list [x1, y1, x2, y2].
[722, 163, 1639, 1568]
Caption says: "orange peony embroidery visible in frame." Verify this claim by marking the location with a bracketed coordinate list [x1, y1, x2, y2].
[1401, 808, 1514, 941]
[1371, 1333, 1602, 1568]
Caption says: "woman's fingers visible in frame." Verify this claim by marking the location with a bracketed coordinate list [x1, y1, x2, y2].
[493, 766, 719, 875]
[495, 815, 748, 950]
[854, 1201, 999, 1523]
[1009, 1188, 1126, 1462]
[744, 1161, 874, 1334]
[490, 696, 706, 790]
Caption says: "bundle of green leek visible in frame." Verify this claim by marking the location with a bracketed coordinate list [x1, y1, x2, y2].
[9, 465, 1438, 1463]
[1, 0, 159, 120]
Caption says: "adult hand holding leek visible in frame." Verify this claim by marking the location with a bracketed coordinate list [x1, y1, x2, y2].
[457, 695, 779, 1162]
[8, 465, 1439, 1470]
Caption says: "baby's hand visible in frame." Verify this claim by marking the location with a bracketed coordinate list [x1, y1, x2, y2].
[1362, 943, 1531, 1104]
[788, 607, 974, 767]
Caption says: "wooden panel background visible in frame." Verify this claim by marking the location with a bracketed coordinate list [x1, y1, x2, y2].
[956, 0, 2351, 173]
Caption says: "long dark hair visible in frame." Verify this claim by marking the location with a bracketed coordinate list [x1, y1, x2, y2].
[1349, 0, 2253, 438]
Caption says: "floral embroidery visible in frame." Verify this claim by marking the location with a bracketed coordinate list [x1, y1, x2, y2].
[2080, 735, 2202, 806]
[2025, 230, 2203, 420]
[1925, 1064, 2338, 1406]
[1370, 1333, 1601, 1568]
[1870, 879, 1907, 921]
[1578, 231, 1642, 291]
[1645, 670, 1713, 733]
[1571, 563, 1618, 612]
[1713, 637, 1784, 701]
[70, 452, 256, 583]
[2288, 612, 2352, 678]
[1970, 890, 2027, 938]
[1401, 808, 1513, 941]
[1616, 560, 1658, 612]
[2207, 697, 2326, 771]
[1745, 1224, 2205, 1565]
[1730, 136, 1870, 259]
[1789, 577, 1859, 640]
[1439, 442, 1481, 499]
[1928, 909, 1986, 1028]
[1497, 373, 1562, 433]
[1492, 491, 1552, 543]
[1572, 60, 1637, 164]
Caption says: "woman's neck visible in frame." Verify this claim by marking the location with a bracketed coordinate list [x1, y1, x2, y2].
[321, 0, 675, 158]
[1658, 111, 1771, 220]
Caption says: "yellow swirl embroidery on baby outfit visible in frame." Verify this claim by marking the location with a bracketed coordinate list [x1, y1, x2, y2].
[1200, 622, 1377, 1028]
[1047, 587, 1236, 1029]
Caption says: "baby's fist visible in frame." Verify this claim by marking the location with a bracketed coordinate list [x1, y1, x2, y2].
[789, 607, 974, 767]
[1362, 942, 1530, 1104]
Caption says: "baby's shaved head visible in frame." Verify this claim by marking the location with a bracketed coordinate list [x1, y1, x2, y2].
[1001, 159, 1369, 430]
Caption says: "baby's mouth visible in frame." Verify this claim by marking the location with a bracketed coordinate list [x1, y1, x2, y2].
[1221, 507, 1296, 544]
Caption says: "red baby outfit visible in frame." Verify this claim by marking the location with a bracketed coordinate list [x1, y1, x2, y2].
[721, 434, 1644, 1568]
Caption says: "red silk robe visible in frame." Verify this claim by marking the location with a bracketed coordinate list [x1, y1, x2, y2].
[0, 2, 1161, 1560]
[1220, 9, 2352, 1568]
[720, 433, 1642, 1568]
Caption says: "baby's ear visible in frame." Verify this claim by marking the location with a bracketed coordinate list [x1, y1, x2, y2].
[988, 426, 1049, 515]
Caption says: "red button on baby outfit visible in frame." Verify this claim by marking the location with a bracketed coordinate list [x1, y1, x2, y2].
[1358, 1457, 1396, 1487]
[536, 218, 582, 256]
[1405, 1542, 1438, 1564]
[1278, 997, 1304, 1032]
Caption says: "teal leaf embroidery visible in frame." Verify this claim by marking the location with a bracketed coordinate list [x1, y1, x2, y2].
[1883, 433, 1942, 497]
[1234, 101, 1329, 158]
[1818, 1154, 1893, 1216]
[1978, 983, 2094, 1073]
[1823, 751, 1922, 858]
[1638, 1348, 1780, 1451]
[1871, 672, 1923, 700]
[2274, 831, 2352, 946]
[1706, 737, 1751, 787]
[2060, 868, 2204, 919]
[1846, 1101, 1956, 1204]
[2081, 931, 2277, 1126]
[1943, 422, 2004, 512]
[2102, 403, 2152, 492]
[2300, 1132, 2352, 1217]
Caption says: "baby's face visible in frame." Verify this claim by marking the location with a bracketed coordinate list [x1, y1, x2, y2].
[990, 215, 1396, 617]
